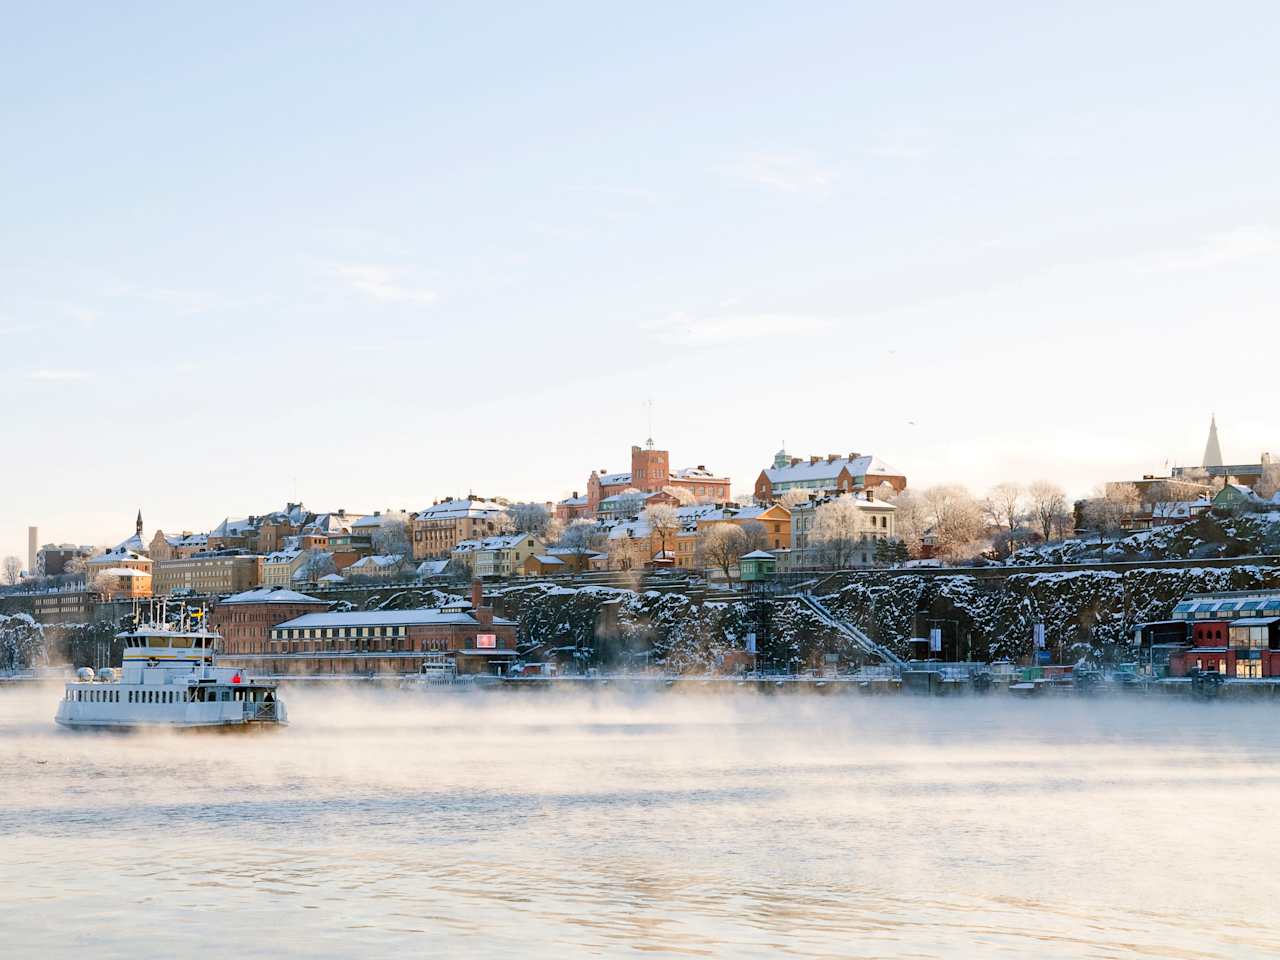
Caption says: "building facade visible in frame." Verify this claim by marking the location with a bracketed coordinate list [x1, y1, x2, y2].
[210, 587, 331, 657]
[411, 498, 510, 560]
[755, 449, 906, 503]
[452, 534, 543, 578]
[789, 492, 897, 568]
[586, 443, 730, 512]
[152, 552, 263, 597]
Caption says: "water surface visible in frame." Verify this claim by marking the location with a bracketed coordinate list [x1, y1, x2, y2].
[2, 686, 1276, 958]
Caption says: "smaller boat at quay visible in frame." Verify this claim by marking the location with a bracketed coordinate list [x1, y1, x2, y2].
[55, 611, 287, 731]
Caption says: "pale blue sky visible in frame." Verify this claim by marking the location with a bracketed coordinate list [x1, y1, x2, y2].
[3, 3, 1279, 559]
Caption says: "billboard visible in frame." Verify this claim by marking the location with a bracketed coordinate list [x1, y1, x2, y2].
[476, 633, 496, 649]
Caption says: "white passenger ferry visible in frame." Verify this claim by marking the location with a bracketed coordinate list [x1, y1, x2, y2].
[55, 618, 287, 731]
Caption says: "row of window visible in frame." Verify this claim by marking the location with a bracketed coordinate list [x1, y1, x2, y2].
[273, 625, 409, 640]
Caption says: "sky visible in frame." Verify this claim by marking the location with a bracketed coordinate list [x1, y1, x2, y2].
[2, 2, 1279, 561]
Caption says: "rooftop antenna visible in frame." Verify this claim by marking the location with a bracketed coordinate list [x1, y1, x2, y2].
[645, 398, 655, 449]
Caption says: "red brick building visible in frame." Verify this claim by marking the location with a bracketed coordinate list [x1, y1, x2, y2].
[210, 587, 331, 656]
[224, 582, 518, 676]
[586, 442, 730, 512]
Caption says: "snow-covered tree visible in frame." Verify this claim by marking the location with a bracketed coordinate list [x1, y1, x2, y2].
[643, 503, 681, 558]
[886, 488, 929, 556]
[1254, 464, 1280, 501]
[298, 549, 336, 581]
[923, 484, 986, 560]
[983, 482, 1024, 555]
[558, 520, 604, 576]
[1, 556, 21, 586]
[1083, 483, 1139, 552]
[811, 496, 868, 569]
[697, 524, 747, 581]
[777, 489, 812, 509]
[0, 613, 46, 670]
[1028, 481, 1069, 543]
[371, 514, 412, 556]
[661, 485, 698, 506]
[508, 502, 552, 536]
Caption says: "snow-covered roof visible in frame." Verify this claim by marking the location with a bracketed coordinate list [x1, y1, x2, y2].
[304, 512, 366, 535]
[558, 495, 589, 506]
[532, 555, 565, 565]
[763, 454, 901, 485]
[221, 588, 324, 604]
[595, 471, 633, 486]
[113, 532, 148, 553]
[672, 466, 727, 481]
[346, 553, 405, 570]
[89, 548, 148, 565]
[210, 517, 256, 538]
[319, 573, 346, 583]
[740, 550, 775, 560]
[97, 566, 151, 577]
[415, 499, 506, 521]
[265, 549, 303, 563]
[452, 534, 531, 553]
[164, 533, 208, 548]
[416, 559, 450, 576]
[274, 610, 515, 629]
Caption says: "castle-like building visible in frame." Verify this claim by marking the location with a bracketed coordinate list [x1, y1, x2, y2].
[581, 441, 730, 514]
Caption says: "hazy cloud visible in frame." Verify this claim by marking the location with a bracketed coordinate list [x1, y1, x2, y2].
[1138, 226, 1280, 273]
[647, 311, 835, 345]
[335, 264, 437, 305]
[721, 151, 832, 193]
[29, 369, 91, 382]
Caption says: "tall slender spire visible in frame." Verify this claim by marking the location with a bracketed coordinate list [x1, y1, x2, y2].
[1202, 415, 1224, 468]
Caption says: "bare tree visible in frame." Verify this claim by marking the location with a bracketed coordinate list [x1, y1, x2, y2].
[371, 514, 412, 557]
[643, 504, 681, 559]
[811, 496, 868, 569]
[1083, 483, 1139, 553]
[923, 484, 985, 560]
[298, 549, 336, 582]
[1, 557, 21, 586]
[1254, 464, 1280, 501]
[661, 485, 698, 506]
[558, 520, 604, 576]
[509, 502, 552, 536]
[738, 519, 770, 553]
[983, 482, 1024, 555]
[778, 489, 812, 509]
[1027, 481, 1068, 542]
[697, 524, 747, 582]
[885, 489, 928, 557]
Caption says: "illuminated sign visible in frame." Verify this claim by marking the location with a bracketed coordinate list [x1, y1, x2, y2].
[476, 633, 496, 649]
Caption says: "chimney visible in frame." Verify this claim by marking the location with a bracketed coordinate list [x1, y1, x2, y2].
[865, 488, 875, 502]
[697, 465, 706, 471]
[849, 452, 861, 460]
[572, 491, 579, 499]
[810, 455, 821, 464]
[828, 454, 839, 462]
[338, 509, 346, 518]
[471, 578, 483, 611]
[790, 458, 801, 467]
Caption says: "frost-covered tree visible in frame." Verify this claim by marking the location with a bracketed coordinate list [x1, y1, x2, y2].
[886, 489, 929, 557]
[1028, 481, 1069, 543]
[661, 485, 698, 506]
[1083, 483, 1139, 552]
[983, 483, 1024, 555]
[811, 496, 869, 569]
[558, 520, 604, 576]
[697, 524, 747, 581]
[0, 613, 46, 670]
[1254, 464, 1280, 501]
[923, 484, 986, 561]
[643, 504, 680, 558]
[508, 502, 552, 536]
[1, 556, 21, 586]
[371, 514, 412, 556]
[739, 519, 769, 553]
[298, 549, 336, 582]
[778, 489, 812, 509]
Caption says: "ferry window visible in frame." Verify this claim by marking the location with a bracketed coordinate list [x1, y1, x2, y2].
[171, 638, 192, 648]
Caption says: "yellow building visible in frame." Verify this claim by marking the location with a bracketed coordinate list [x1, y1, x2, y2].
[84, 547, 153, 600]
[696, 504, 793, 550]
[152, 553, 263, 596]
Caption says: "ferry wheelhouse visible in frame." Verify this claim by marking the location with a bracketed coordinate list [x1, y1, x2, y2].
[55, 623, 287, 730]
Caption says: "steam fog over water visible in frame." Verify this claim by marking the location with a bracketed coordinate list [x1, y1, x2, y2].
[2, 687, 1277, 958]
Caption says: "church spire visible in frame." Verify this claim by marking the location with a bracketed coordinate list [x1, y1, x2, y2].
[136, 509, 143, 538]
[1202, 415, 1224, 468]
